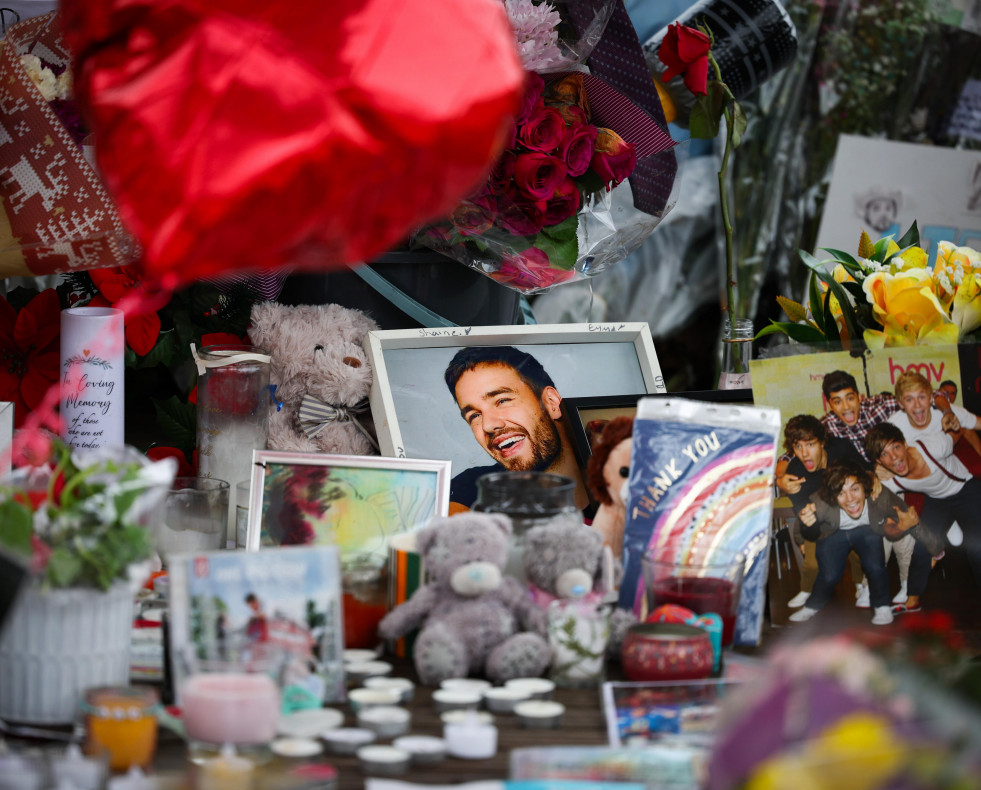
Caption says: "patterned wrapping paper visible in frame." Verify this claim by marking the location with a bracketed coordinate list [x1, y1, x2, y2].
[0, 13, 137, 278]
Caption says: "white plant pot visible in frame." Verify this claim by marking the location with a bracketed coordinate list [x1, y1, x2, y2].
[0, 582, 133, 724]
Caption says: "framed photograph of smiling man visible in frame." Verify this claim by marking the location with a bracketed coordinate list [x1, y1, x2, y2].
[364, 323, 666, 510]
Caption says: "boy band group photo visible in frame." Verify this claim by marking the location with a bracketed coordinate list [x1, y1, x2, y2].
[776, 369, 981, 627]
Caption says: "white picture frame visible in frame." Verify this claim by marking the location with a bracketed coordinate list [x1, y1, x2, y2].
[364, 323, 666, 478]
[244, 451, 450, 565]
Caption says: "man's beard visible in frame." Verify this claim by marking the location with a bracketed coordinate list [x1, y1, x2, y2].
[495, 407, 562, 472]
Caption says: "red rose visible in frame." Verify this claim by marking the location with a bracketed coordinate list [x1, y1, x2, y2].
[544, 177, 581, 225]
[560, 123, 598, 177]
[513, 152, 567, 201]
[590, 128, 637, 189]
[658, 23, 711, 96]
[487, 150, 516, 195]
[489, 247, 575, 291]
[516, 71, 545, 126]
[0, 289, 60, 428]
[497, 191, 547, 236]
[518, 105, 566, 154]
[450, 193, 497, 236]
[147, 446, 196, 477]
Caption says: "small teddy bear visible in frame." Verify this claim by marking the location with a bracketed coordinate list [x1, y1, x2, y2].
[586, 416, 634, 557]
[522, 520, 636, 656]
[376, 512, 551, 686]
[248, 302, 379, 456]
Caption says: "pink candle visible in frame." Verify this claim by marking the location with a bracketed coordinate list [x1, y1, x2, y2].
[181, 673, 280, 745]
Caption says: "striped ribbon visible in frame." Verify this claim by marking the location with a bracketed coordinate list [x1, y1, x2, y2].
[298, 394, 378, 452]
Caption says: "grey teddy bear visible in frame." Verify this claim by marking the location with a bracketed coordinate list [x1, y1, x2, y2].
[376, 512, 551, 686]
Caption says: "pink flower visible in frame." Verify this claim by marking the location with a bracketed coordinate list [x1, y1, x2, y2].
[490, 248, 575, 291]
[517, 105, 566, 153]
[544, 177, 581, 225]
[487, 150, 516, 195]
[513, 152, 567, 200]
[497, 190, 547, 236]
[450, 193, 497, 236]
[560, 123, 598, 177]
[590, 128, 637, 189]
[516, 71, 545, 126]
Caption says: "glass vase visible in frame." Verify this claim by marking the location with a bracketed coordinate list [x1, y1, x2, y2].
[718, 317, 753, 390]
[195, 345, 271, 545]
[547, 599, 611, 688]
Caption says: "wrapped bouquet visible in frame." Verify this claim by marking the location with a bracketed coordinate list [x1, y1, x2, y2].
[415, 0, 679, 294]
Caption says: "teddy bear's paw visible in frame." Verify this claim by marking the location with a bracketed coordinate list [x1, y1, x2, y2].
[413, 621, 470, 686]
[485, 632, 551, 684]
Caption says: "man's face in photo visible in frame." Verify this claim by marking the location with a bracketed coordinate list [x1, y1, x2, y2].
[827, 387, 861, 426]
[864, 197, 896, 233]
[455, 362, 562, 472]
[836, 475, 867, 519]
[899, 386, 932, 428]
[940, 383, 957, 404]
[792, 436, 827, 472]
[877, 439, 910, 476]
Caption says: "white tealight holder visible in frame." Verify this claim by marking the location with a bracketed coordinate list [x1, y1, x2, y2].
[363, 676, 415, 704]
[439, 678, 492, 695]
[345, 660, 394, 684]
[505, 677, 556, 700]
[514, 699, 565, 729]
[348, 687, 402, 712]
[277, 708, 344, 738]
[392, 735, 448, 766]
[356, 705, 411, 739]
[440, 709, 495, 726]
[482, 686, 532, 713]
[321, 728, 376, 756]
[443, 712, 498, 760]
[342, 649, 380, 664]
[431, 688, 482, 713]
[356, 745, 411, 776]
[271, 737, 324, 759]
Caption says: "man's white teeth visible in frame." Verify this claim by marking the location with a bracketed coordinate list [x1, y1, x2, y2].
[498, 437, 520, 449]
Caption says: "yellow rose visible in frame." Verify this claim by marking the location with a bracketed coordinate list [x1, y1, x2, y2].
[862, 268, 958, 347]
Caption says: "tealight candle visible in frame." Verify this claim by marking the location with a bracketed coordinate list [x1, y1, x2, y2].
[198, 744, 254, 790]
[344, 660, 393, 684]
[342, 649, 379, 665]
[356, 745, 410, 776]
[431, 688, 482, 713]
[440, 709, 494, 726]
[392, 735, 448, 766]
[514, 699, 565, 729]
[363, 676, 415, 704]
[443, 713, 497, 760]
[276, 708, 344, 739]
[356, 705, 411, 738]
[321, 728, 376, 756]
[348, 687, 402, 712]
[504, 677, 555, 700]
[439, 678, 492, 695]
[271, 738, 323, 759]
[482, 686, 532, 714]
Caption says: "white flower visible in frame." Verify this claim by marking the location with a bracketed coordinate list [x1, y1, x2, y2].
[21, 53, 59, 102]
[503, 0, 564, 72]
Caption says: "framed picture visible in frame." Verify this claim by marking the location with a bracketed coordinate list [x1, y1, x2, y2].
[564, 390, 756, 510]
[244, 451, 451, 567]
[364, 323, 666, 508]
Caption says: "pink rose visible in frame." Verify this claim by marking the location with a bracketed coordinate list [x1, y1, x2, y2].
[488, 150, 516, 195]
[451, 193, 497, 236]
[513, 152, 567, 200]
[544, 177, 581, 225]
[516, 72, 545, 126]
[518, 105, 566, 154]
[497, 190, 547, 236]
[490, 247, 576, 291]
[590, 128, 637, 189]
[560, 123, 598, 177]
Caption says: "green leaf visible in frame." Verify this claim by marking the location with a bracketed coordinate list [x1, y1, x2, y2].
[576, 170, 606, 195]
[130, 329, 178, 370]
[152, 396, 197, 454]
[689, 82, 726, 139]
[47, 547, 83, 588]
[0, 500, 34, 555]
[534, 216, 579, 271]
[820, 247, 862, 267]
[804, 254, 862, 345]
[756, 321, 828, 343]
[808, 273, 825, 334]
[896, 221, 919, 250]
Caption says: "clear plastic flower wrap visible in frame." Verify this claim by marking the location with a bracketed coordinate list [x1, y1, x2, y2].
[504, 0, 618, 74]
[414, 70, 679, 294]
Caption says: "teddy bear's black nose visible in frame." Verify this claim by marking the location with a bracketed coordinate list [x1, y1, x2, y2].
[619, 466, 629, 478]
[314, 344, 324, 352]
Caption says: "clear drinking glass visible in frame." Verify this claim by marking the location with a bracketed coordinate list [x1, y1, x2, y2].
[195, 344, 271, 545]
[472, 471, 581, 582]
[153, 477, 230, 564]
[547, 599, 611, 688]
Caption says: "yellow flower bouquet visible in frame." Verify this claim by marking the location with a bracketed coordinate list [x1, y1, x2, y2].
[760, 223, 981, 349]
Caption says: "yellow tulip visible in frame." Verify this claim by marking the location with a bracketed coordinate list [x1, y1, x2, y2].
[892, 245, 927, 272]
[862, 268, 955, 346]
[951, 270, 981, 336]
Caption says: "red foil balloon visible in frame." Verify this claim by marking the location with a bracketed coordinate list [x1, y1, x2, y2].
[58, 0, 523, 288]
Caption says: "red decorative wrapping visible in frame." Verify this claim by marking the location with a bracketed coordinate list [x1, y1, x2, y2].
[0, 14, 136, 278]
[59, 0, 525, 289]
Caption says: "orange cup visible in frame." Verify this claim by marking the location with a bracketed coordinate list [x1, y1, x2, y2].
[83, 686, 159, 772]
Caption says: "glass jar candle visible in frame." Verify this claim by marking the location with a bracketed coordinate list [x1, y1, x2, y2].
[82, 686, 159, 773]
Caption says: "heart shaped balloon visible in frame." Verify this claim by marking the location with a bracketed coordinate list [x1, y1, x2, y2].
[59, 0, 523, 289]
